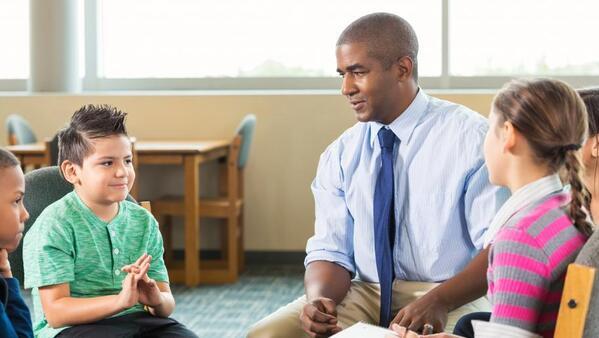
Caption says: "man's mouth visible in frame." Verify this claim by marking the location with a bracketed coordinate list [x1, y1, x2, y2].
[350, 100, 366, 111]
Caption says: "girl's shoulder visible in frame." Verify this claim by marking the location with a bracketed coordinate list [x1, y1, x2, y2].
[509, 192, 570, 233]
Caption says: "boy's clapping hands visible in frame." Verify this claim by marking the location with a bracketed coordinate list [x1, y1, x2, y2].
[120, 253, 163, 308]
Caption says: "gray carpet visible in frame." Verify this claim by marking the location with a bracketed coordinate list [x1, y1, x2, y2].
[22, 264, 305, 338]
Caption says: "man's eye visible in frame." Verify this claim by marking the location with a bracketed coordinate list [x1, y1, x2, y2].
[101, 161, 113, 166]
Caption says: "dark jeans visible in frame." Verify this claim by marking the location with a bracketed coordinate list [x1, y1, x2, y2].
[55, 311, 198, 338]
[453, 311, 491, 338]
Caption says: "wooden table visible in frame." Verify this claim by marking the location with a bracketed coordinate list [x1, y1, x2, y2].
[6, 140, 231, 287]
[5, 142, 52, 167]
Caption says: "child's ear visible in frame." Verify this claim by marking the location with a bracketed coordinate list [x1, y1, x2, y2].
[60, 160, 81, 185]
[502, 120, 517, 153]
[592, 134, 599, 158]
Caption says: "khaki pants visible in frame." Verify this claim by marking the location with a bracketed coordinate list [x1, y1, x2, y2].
[248, 280, 490, 338]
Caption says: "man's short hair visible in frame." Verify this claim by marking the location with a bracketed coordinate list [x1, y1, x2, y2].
[58, 104, 128, 167]
[337, 12, 419, 80]
[0, 148, 20, 169]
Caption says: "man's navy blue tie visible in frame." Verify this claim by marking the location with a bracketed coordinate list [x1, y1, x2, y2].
[374, 127, 397, 327]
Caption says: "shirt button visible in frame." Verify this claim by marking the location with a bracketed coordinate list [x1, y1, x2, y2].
[114, 248, 120, 255]
[110, 230, 116, 236]
[114, 269, 121, 276]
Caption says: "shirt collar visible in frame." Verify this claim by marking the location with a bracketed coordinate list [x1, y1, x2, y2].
[483, 174, 563, 248]
[71, 190, 125, 227]
[370, 88, 429, 147]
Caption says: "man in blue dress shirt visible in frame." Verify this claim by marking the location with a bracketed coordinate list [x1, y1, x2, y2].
[249, 12, 507, 338]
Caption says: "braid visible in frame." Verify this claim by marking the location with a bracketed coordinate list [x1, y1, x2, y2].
[564, 150, 593, 237]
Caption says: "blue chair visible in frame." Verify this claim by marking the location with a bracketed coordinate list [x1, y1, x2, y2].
[6, 114, 37, 145]
[152, 114, 257, 283]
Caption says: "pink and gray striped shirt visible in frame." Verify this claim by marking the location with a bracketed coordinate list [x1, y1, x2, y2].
[487, 191, 586, 338]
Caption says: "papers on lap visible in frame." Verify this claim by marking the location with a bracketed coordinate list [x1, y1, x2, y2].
[472, 320, 542, 338]
[331, 322, 398, 338]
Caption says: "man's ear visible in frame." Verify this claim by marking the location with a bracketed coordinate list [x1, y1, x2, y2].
[395, 55, 414, 82]
[60, 160, 81, 185]
[502, 120, 517, 153]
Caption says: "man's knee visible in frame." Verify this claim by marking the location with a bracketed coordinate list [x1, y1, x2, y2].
[247, 316, 306, 338]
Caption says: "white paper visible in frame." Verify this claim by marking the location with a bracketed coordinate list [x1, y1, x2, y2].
[472, 320, 542, 338]
[331, 322, 398, 338]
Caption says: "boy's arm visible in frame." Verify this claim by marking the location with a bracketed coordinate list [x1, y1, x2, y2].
[1, 248, 33, 337]
[39, 267, 145, 328]
[4, 278, 33, 338]
[146, 282, 175, 318]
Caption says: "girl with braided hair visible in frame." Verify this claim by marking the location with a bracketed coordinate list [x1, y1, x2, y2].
[394, 79, 593, 338]
[461, 78, 591, 338]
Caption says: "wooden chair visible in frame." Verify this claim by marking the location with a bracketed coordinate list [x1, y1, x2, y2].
[43, 134, 60, 167]
[555, 230, 599, 338]
[152, 114, 256, 284]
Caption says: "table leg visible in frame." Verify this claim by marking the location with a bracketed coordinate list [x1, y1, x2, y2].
[184, 155, 200, 286]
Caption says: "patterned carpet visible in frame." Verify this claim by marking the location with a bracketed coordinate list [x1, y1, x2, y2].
[22, 264, 305, 338]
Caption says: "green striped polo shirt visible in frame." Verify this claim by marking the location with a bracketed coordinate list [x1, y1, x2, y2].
[23, 191, 169, 338]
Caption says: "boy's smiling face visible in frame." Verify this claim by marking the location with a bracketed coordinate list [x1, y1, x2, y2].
[0, 165, 29, 251]
[68, 134, 135, 208]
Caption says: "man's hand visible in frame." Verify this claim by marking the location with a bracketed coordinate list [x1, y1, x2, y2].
[390, 293, 449, 333]
[299, 297, 342, 338]
[0, 248, 13, 278]
[391, 324, 463, 338]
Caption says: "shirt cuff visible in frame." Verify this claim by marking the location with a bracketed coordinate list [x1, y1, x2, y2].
[304, 250, 355, 278]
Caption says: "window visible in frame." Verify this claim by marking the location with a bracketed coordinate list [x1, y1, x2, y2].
[0, 1, 29, 79]
[1, 0, 597, 91]
[450, 0, 599, 76]
[98, 0, 441, 79]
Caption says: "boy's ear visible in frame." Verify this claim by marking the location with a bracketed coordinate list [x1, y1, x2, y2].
[502, 120, 517, 153]
[60, 160, 81, 185]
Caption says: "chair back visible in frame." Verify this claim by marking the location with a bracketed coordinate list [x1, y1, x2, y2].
[6, 114, 37, 145]
[235, 114, 256, 168]
[555, 230, 599, 337]
[8, 166, 135, 284]
[47, 134, 60, 166]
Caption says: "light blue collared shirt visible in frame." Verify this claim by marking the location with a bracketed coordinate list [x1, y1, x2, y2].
[305, 89, 509, 283]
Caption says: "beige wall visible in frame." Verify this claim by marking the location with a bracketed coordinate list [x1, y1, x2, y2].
[0, 90, 496, 251]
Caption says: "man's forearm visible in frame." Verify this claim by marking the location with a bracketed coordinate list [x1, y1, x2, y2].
[304, 261, 352, 304]
[427, 247, 489, 310]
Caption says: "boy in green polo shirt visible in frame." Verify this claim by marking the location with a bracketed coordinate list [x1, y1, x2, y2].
[23, 105, 197, 338]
